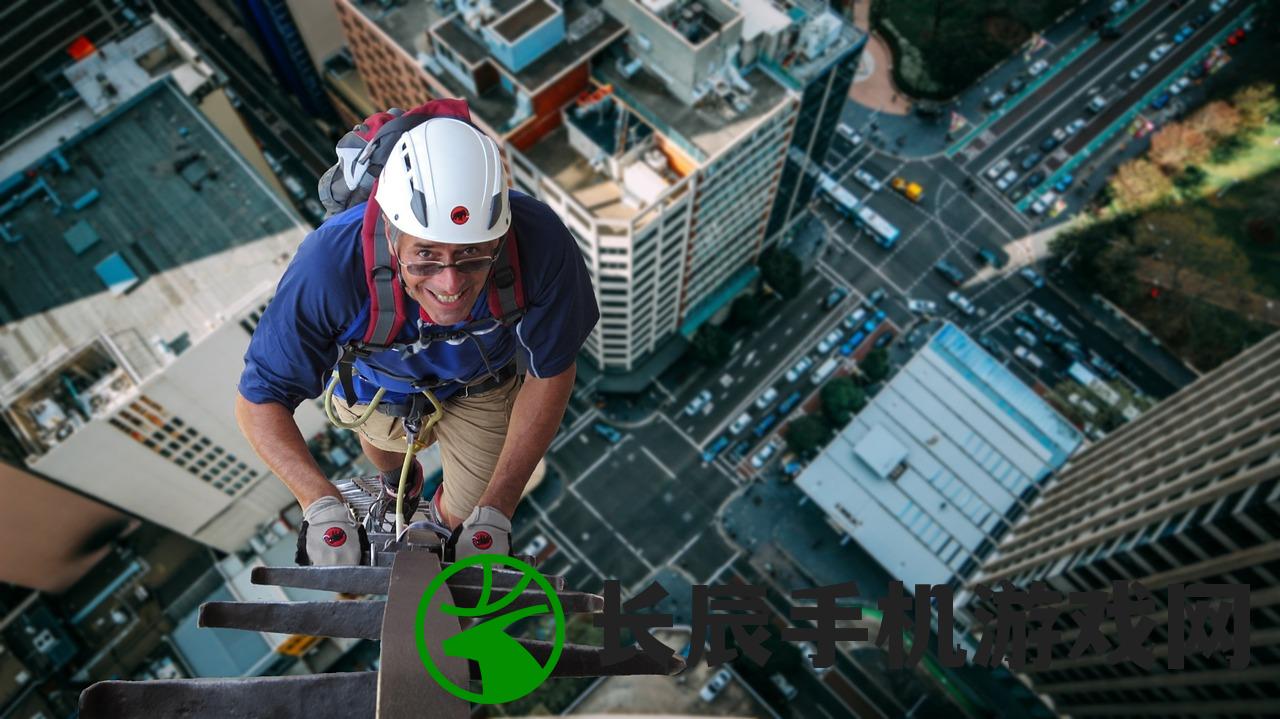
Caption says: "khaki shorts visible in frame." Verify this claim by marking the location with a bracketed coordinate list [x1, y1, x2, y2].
[330, 375, 521, 521]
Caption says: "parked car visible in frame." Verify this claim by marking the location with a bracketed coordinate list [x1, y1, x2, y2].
[985, 158, 1011, 181]
[593, 422, 623, 443]
[873, 331, 895, 349]
[908, 298, 938, 314]
[947, 291, 977, 316]
[817, 329, 843, 354]
[1029, 191, 1057, 216]
[755, 387, 780, 410]
[1227, 27, 1247, 45]
[729, 440, 752, 462]
[1027, 58, 1050, 77]
[996, 168, 1020, 191]
[1053, 174, 1074, 193]
[1014, 311, 1041, 330]
[853, 168, 882, 192]
[1005, 77, 1026, 94]
[839, 332, 866, 356]
[769, 673, 799, 701]
[729, 412, 753, 435]
[1064, 118, 1087, 136]
[699, 668, 733, 702]
[702, 436, 731, 463]
[684, 389, 713, 416]
[822, 287, 848, 310]
[934, 260, 966, 286]
[975, 247, 1006, 268]
[1086, 94, 1107, 114]
[751, 442, 779, 469]
[1032, 305, 1064, 332]
[1024, 170, 1047, 188]
[1089, 350, 1121, 380]
[1151, 92, 1172, 110]
[1169, 76, 1192, 95]
[1014, 345, 1045, 370]
[1173, 23, 1194, 43]
[1014, 326, 1039, 347]
[1099, 24, 1124, 40]
[867, 287, 888, 305]
[842, 307, 868, 330]
[752, 413, 779, 439]
[1019, 267, 1045, 288]
[1128, 62, 1150, 81]
[519, 534, 549, 558]
[1148, 43, 1172, 62]
[1209, 0, 1227, 12]
[778, 391, 803, 415]
[785, 356, 815, 382]
[1020, 152, 1043, 171]
[1009, 185, 1030, 202]
[984, 90, 1007, 109]
[1191, 10, 1211, 27]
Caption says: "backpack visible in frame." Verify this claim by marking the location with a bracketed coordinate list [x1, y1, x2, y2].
[316, 99, 527, 401]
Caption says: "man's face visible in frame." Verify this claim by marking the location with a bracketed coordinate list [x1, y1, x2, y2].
[392, 231, 500, 325]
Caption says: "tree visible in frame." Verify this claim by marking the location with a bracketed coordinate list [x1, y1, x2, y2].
[1134, 208, 1253, 297]
[1186, 100, 1242, 142]
[820, 377, 866, 426]
[861, 348, 891, 384]
[1109, 158, 1173, 211]
[729, 294, 762, 329]
[1174, 165, 1207, 193]
[690, 324, 732, 365]
[1210, 133, 1250, 164]
[1149, 123, 1211, 173]
[784, 415, 834, 457]
[759, 247, 802, 298]
[1230, 82, 1279, 132]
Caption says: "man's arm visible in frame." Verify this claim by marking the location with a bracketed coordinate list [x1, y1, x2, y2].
[235, 393, 341, 509]
[474, 363, 576, 519]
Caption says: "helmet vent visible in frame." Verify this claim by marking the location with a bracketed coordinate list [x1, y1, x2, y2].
[488, 192, 503, 229]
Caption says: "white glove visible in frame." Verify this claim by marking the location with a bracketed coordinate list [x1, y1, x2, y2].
[445, 506, 511, 562]
[296, 496, 368, 566]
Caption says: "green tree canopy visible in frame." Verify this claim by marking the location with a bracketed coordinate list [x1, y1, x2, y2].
[861, 348, 890, 384]
[784, 415, 834, 458]
[729, 294, 763, 329]
[820, 377, 866, 426]
[690, 324, 732, 365]
[760, 247, 802, 298]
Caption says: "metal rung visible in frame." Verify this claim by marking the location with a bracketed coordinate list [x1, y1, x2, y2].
[79, 672, 376, 719]
[251, 564, 566, 596]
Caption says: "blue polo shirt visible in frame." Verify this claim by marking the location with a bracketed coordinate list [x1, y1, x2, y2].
[238, 191, 598, 409]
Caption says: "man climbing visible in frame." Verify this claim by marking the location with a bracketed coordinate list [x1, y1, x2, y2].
[235, 105, 598, 567]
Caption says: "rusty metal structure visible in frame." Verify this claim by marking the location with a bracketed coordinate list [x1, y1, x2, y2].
[79, 478, 685, 718]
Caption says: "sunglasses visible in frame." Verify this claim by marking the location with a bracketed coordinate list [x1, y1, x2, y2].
[397, 255, 497, 277]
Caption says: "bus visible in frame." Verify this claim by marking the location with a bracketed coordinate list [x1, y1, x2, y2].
[817, 172, 901, 249]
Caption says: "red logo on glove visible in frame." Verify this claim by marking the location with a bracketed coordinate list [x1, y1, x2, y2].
[451, 206, 469, 224]
[471, 531, 493, 550]
[323, 527, 348, 547]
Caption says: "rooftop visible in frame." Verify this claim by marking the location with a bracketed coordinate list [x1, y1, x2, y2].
[0, 78, 306, 395]
[795, 323, 1083, 592]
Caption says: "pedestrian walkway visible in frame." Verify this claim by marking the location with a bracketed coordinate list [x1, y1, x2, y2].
[847, 0, 911, 117]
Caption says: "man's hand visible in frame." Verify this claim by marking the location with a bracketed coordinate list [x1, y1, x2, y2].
[296, 496, 369, 566]
[445, 506, 511, 562]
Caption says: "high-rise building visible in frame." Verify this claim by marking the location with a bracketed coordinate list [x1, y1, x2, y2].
[232, 0, 336, 117]
[333, 0, 862, 385]
[967, 331, 1280, 717]
[792, 323, 1083, 644]
[0, 20, 326, 553]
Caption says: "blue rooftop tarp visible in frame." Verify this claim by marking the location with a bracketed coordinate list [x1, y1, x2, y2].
[63, 220, 101, 255]
[94, 252, 139, 295]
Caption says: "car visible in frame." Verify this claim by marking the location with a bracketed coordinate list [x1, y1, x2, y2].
[863, 313, 882, 333]
[842, 307, 868, 330]
[1053, 174, 1074, 193]
[699, 668, 733, 702]
[836, 123, 863, 145]
[593, 422, 623, 443]
[996, 168, 1020, 191]
[867, 287, 888, 305]
[702, 436, 731, 463]
[979, 334, 1002, 354]
[934, 260, 966, 286]
[1099, 24, 1124, 40]
[1148, 43, 1172, 62]
[1227, 28, 1246, 46]
[729, 412, 753, 435]
[985, 158, 1011, 181]
[822, 287, 848, 311]
[1109, 0, 1128, 14]
[853, 168, 882, 192]
[817, 329, 843, 354]
[770, 673, 799, 701]
[1027, 59, 1050, 77]
[1089, 351, 1121, 380]
[729, 440, 752, 462]
[1188, 63, 1207, 80]
[811, 357, 839, 385]
[1050, 338, 1087, 362]
[839, 332, 865, 356]
[751, 442, 779, 469]
[755, 387, 780, 410]
[753, 413, 779, 439]
[785, 356, 815, 382]
[1014, 326, 1039, 346]
[1173, 23, 1194, 43]
[778, 391, 803, 414]
[1191, 10, 1211, 27]
[1169, 76, 1192, 95]
[1024, 170, 1046, 188]
[782, 458, 804, 479]
[1005, 77, 1026, 94]
[1029, 191, 1057, 216]
[519, 534, 549, 558]
[975, 247, 1006, 269]
[1128, 62, 1150, 81]
[1013, 311, 1040, 330]
[684, 389, 713, 417]
[908, 298, 938, 314]
[1014, 345, 1045, 370]
[1086, 94, 1107, 114]
[984, 90, 1006, 109]
[1208, 0, 1227, 12]
[1064, 118, 1087, 136]
[1009, 185, 1030, 203]
[1150, 92, 1172, 110]
[1019, 267, 1045, 288]
[947, 291, 977, 316]
[1039, 135, 1059, 153]
[1020, 152, 1043, 171]
[1031, 305, 1064, 332]
[874, 331, 895, 349]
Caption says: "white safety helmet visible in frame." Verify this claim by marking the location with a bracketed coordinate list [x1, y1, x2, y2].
[375, 117, 510, 244]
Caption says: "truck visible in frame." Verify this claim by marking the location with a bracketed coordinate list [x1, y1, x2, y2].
[811, 357, 839, 385]
[891, 177, 924, 202]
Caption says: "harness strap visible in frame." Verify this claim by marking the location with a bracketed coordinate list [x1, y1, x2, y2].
[364, 208, 405, 346]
